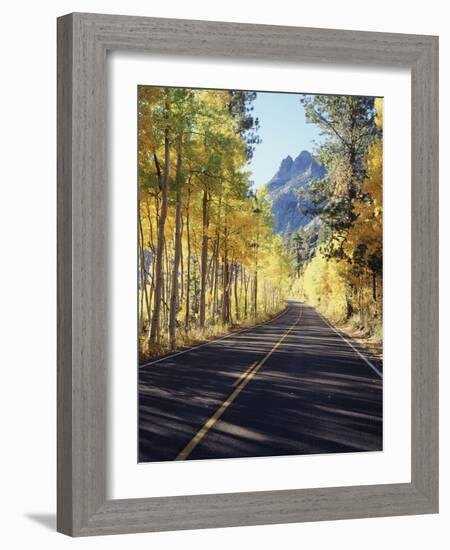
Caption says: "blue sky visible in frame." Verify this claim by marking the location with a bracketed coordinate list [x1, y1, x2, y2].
[248, 92, 323, 188]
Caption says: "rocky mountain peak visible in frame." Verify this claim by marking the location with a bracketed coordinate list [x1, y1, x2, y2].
[266, 150, 326, 236]
[276, 155, 294, 178]
[292, 150, 313, 172]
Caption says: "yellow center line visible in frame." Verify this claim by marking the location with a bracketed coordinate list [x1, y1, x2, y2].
[231, 361, 258, 388]
[175, 305, 303, 461]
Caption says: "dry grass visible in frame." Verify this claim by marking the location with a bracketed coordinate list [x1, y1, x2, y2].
[332, 316, 383, 361]
[311, 303, 383, 362]
[139, 304, 288, 365]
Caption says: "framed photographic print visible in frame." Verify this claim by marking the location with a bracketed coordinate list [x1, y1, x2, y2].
[57, 13, 438, 536]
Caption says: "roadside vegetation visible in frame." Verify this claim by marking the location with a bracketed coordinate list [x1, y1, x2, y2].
[138, 88, 383, 363]
[138, 87, 290, 362]
[288, 96, 383, 346]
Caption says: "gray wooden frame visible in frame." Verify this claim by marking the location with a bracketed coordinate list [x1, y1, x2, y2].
[57, 12, 439, 537]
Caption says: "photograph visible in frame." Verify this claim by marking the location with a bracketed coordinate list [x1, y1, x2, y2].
[137, 86, 383, 462]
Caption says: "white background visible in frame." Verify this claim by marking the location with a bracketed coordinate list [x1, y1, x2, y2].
[109, 55, 411, 499]
[0, 1, 447, 549]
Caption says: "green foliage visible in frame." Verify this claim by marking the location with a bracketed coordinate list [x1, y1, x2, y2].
[291, 97, 384, 336]
[299, 94, 380, 261]
[228, 90, 261, 161]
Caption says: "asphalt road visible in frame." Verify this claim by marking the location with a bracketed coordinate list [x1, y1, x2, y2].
[139, 301, 383, 462]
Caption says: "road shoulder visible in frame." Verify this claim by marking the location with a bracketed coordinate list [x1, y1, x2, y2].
[315, 308, 383, 370]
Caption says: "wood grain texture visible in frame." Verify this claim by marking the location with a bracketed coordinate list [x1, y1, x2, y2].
[410, 37, 439, 505]
[57, 13, 73, 535]
[57, 12, 439, 536]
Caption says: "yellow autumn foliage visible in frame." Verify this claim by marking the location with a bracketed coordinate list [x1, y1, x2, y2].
[138, 87, 292, 360]
[294, 99, 383, 338]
